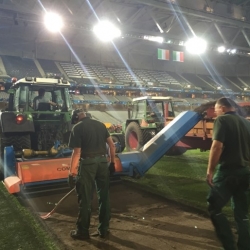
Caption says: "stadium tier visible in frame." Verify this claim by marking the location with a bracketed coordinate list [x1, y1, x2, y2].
[2, 56, 41, 79]
[1, 55, 250, 104]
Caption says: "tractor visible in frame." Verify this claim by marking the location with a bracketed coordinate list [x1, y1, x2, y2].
[0, 77, 73, 180]
[123, 96, 189, 153]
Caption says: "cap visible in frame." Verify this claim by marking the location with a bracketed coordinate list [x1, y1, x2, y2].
[71, 108, 83, 124]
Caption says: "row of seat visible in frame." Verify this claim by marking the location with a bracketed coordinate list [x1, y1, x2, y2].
[1, 56, 250, 92]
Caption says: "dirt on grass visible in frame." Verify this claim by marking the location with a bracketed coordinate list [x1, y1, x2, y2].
[26, 181, 222, 250]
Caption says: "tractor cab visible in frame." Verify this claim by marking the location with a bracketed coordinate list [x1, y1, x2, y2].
[7, 77, 72, 114]
[0, 77, 73, 162]
[124, 96, 188, 151]
[128, 96, 175, 123]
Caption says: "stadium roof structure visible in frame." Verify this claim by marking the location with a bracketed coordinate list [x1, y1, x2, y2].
[1, 0, 250, 56]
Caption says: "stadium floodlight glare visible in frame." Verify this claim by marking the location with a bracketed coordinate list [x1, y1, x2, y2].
[143, 35, 164, 43]
[185, 37, 207, 55]
[231, 49, 237, 54]
[44, 12, 63, 32]
[217, 46, 226, 53]
[93, 20, 121, 42]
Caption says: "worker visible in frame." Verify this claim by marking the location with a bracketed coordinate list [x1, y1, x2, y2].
[206, 97, 250, 250]
[33, 88, 57, 110]
[68, 109, 116, 240]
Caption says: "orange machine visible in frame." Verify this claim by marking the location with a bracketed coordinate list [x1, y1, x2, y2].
[3, 147, 124, 194]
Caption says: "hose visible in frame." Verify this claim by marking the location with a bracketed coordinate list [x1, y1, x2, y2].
[40, 187, 75, 220]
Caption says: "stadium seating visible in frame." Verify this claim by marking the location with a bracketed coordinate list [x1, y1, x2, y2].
[2, 56, 41, 79]
[182, 73, 214, 91]
[238, 76, 250, 87]
[107, 67, 143, 84]
[226, 76, 246, 89]
[59, 62, 81, 79]
[38, 59, 61, 76]
[211, 75, 241, 92]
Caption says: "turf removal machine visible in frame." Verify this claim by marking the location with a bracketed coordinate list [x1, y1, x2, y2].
[3, 110, 203, 194]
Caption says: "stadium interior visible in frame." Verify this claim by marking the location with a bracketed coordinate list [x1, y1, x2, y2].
[1, 0, 250, 125]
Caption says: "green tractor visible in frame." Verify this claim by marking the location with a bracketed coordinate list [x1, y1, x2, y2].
[123, 96, 189, 154]
[0, 77, 73, 179]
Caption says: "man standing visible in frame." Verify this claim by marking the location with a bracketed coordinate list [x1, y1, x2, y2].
[206, 97, 250, 250]
[68, 109, 115, 240]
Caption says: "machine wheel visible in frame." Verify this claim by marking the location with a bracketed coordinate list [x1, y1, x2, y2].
[166, 146, 187, 156]
[125, 122, 143, 151]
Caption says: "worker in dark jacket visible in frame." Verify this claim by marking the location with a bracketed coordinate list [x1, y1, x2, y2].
[68, 109, 115, 240]
[206, 97, 250, 250]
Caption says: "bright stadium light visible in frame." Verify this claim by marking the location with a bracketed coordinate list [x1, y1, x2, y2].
[143, 35, 164, 43]
[93, 20, 121, 42]
[185, 37, 207, 55]
[217, 46, 226, 53]
[44, 12, 63, 32]
[231, 48, 237, 54]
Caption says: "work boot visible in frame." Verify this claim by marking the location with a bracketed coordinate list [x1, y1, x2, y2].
[70, 230, 90, 240]
[91, 230, 110, 238]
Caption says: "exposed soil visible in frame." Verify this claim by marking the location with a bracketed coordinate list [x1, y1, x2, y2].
[26, 181, 222, 250]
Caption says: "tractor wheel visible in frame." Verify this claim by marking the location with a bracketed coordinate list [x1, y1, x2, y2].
[166, 146, 187, 156]
[125, 122, 143, 151]
[117, 134, 125, 152]
[142, 129, 156, 145]
[111, 134, 125, 153]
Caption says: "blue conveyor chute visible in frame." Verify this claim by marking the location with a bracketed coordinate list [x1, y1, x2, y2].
[116, 111, 202, 177]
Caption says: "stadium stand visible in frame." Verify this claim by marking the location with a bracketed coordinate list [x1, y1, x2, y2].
[38, 59, 61, 76]
[197, 75, 218, 89]
[182, 73, 214, 91]
[1, 56, 41, 79]
[107, 67, 143, 84]
[59, 62, 81, 79]
[71, 94, 84, 103]
[148, 70, 183, 90]
[98, 94, 119, 103]
[238, 76, 250, 87]
[83, 94, 103, 102]
[90, 65, 113, 81]
[114, 95, 132, 102]
[133, 69, 156, 86]
[74, 64, 97, 79]
[211, 75, 241, 92]
[166, 72, 190, 87]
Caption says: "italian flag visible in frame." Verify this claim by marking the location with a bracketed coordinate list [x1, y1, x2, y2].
[173, 51, 184, 62]
[157, 49, 170, 60]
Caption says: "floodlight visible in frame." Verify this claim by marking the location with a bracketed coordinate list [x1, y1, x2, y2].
[185, 37, 207, 55]
[144, 35, 164, 43]
[44, 12, 63, 32]
[217, 46, 225, 53]
[231, 49, 236, 54]
[93, 20, 121, 42]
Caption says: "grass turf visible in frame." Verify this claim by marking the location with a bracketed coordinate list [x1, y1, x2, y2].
[124, 149, 233, 218]
[0, 149, 237, 248]
[0, 183, 59, 250]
